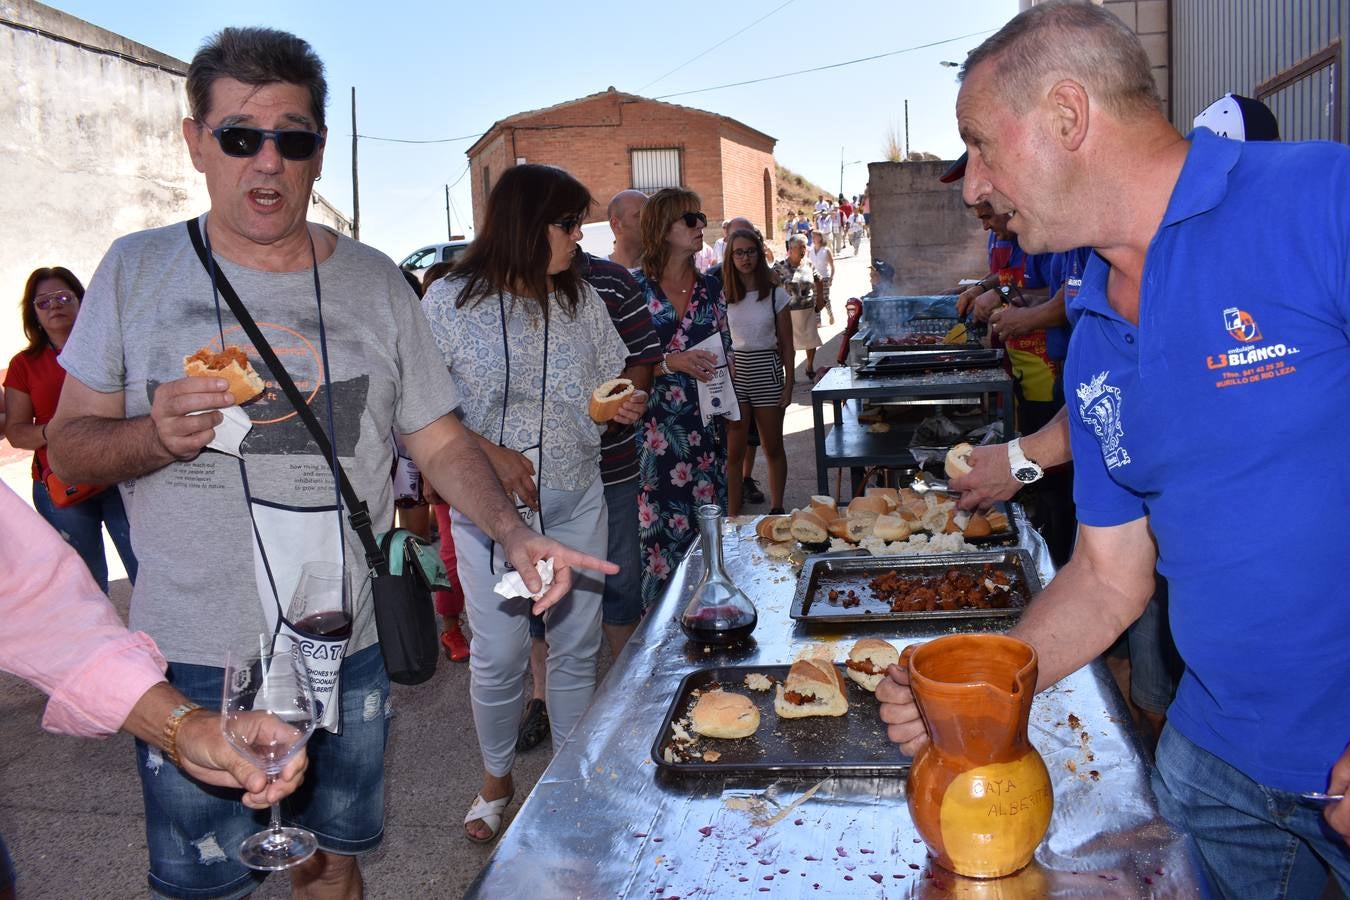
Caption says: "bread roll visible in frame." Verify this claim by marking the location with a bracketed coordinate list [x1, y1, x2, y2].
[945, 442, 975, 478]
[873, 513, 912, 542]
[773, 658, 849, 719]
[184, 345, 265, 406]
[963, 514, 992, 538]
[828, 517, 872, 543]
[865, 487, 901, 511]
[755, 515, 792, 542]
[847, 495, 889, 518]
[690, 690, 761, 739]
[789, 510, 831, 544]
[899, 489, 928, 520]
[808, 495, 839, 520]
[588, 378, 635, 423]
[844, 638, 900, 692]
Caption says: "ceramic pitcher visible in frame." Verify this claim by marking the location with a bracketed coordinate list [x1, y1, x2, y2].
[903, 633, 1053, 878]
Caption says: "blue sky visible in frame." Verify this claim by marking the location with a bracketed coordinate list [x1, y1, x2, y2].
[51, 0, 1017, 261]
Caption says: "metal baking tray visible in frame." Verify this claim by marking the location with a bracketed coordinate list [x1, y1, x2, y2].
[651, 664, 911, 777]
[789, 549, 1041, 624]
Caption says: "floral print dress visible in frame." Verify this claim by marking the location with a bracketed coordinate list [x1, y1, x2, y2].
[636, 271, 733, 606]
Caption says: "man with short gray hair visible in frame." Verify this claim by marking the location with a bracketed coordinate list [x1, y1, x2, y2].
[877, 2, 1350, 894]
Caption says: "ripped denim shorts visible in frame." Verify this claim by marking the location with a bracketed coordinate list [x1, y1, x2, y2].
[137, 644, 390, 899]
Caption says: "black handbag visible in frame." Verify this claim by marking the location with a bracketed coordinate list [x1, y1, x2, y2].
[186, 219, 440, 685]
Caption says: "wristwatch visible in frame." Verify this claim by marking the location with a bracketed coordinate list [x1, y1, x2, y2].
[1008, 437, 1044, 485]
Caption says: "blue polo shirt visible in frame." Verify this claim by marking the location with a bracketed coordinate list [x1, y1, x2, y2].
[1064, 128, 1350, 793]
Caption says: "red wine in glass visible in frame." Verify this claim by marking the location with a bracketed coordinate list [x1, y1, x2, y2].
[292, 610, 352, 639]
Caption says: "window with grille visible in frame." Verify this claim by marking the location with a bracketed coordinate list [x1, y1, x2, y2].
[630, 148, 682, 193]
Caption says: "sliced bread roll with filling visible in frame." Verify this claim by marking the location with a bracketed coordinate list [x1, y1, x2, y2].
[847, 495, 890, 518]
[773, 658, 849, 719]
[828, 517, 873, 543]
[844, 638, 900, 692]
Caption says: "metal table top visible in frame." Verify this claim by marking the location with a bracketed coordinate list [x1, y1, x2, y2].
[466, 513, 1200, 898]
[812, 365, 1012, 399]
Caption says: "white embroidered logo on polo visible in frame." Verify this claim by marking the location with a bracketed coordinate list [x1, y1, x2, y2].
[1077, 371, 1131, 470]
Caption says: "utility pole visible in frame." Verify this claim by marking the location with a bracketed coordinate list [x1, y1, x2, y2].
[838, 146, 845, 202]
[901, 100, 912, 161]
[445, 185, 452, 240]
[351, 86, 360, 240]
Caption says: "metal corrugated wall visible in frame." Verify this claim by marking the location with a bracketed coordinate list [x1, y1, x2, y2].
[1172, 0, 1347, 143]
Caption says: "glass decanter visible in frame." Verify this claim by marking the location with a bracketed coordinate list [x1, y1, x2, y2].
[679, 504, 757, 646]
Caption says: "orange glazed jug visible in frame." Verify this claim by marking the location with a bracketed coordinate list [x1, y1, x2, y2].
[904, 634, 1052, 878]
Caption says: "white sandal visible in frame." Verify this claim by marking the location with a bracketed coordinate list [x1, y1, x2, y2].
[463, 792, 514, 844]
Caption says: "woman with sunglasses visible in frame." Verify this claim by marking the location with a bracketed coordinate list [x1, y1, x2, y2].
[634, 189, 733, 607]
[3, 267, 138, 592]
[420, 164, 641, 844]
[722, 229, 793, 515]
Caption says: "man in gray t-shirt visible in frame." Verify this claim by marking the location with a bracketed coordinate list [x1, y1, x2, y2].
[46, 27, 613, 900]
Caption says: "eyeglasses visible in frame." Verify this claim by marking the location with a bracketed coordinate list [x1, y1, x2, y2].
[677, 211, 708, 229]
[731, 248, 759, 259]
[204, 123, 325, 161]
[33, 290, 77, 310]
[551, 214, 585, 233]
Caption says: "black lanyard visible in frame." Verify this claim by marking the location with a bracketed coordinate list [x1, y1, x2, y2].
[496, 292, 550, 454]
[200, 216, 347, 573]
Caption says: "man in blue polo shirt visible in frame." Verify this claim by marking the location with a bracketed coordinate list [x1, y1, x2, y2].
[877, 2, 1350, 896]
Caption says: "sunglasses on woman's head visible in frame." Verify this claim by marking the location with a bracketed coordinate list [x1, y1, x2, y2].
[204, 123, 325, 161]
[33, 290, 77, 310]
[678, 211, 707, 228]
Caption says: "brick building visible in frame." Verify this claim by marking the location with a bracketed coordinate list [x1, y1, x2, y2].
[465, 87, 778, 238]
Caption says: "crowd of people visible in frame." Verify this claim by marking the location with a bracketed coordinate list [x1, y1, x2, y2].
[0, 23, 871, 897]
[4, 3, 1349, 898]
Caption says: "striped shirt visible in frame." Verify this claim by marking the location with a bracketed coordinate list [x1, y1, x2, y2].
[581, 253, 663, 485]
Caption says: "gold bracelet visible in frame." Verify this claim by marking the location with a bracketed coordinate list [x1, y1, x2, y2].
[163, 703, 207, 768]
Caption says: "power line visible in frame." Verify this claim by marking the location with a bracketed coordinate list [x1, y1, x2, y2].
[446, 162, 471, 189]
[351, 131, 483, 144]
[638, 0, 797, 93]
[652, 29, 992, 100]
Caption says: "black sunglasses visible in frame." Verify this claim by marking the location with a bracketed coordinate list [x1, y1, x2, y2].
[206, 123, 324, 161]
[677, 211, 708, 228]
[551, 214, 585, 233]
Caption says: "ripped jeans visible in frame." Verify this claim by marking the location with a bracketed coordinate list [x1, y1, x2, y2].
[136, 644, 389, 900]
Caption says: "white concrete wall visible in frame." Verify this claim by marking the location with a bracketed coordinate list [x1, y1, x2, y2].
[0, 2, 350, 367]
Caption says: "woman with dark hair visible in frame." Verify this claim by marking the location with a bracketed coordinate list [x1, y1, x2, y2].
[4, 267, 137, 592]
[421, 164, 642, 843]
[634, 188, 733, 606]
[722, 229, 792, 515]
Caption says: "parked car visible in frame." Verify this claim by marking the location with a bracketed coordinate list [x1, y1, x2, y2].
[400, 240, 471, 280]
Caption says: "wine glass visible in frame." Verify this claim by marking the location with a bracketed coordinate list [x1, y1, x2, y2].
[221, 635, 318, 870]
[286, 561, 353, 639]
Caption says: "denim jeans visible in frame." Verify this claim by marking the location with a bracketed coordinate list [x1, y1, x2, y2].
[1127, 575, 1182, 714]
[31, 480, 138, 592]
[1152, 724, 1350, 899]
[138, 645, 389, 900]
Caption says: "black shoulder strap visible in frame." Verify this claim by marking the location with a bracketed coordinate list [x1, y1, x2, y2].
[185, 218, 387, 573]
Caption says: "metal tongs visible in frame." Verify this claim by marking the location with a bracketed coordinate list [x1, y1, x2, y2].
[911, 472, 954, 494]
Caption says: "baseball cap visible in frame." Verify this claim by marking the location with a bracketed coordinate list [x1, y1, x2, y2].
[1193, 93, 1280, 142]
[938, 152, 968, 183]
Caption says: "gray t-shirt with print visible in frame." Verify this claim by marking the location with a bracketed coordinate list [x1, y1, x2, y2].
[59, 218, 457, 666]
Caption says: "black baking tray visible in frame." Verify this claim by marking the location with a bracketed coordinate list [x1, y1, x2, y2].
[651, 664, 911, 776]
[856, 348, 1004, 378]
[789, 549, 1042, 624]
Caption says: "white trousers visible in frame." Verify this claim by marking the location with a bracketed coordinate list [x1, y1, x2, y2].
[453, 475, 607, 776]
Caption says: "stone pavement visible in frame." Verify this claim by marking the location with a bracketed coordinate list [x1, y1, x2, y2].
[0, 240, 874, 898]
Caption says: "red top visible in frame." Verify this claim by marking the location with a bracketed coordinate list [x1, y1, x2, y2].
[3, 345, 65, 478]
